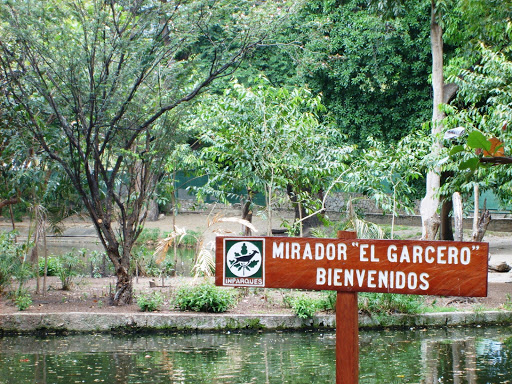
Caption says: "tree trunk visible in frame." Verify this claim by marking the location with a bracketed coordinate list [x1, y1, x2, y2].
[439, 172, 455, 240]
[145, 199, 160, 221]
[241, 197, 254, 236]
[420, 1, 444, 240]
[452, 192, 463, 241]
[473, 184, 479, 235]
[110, 253, 133, 306]
[96, 222, 135, 305]
[472, 209, 491, 242]
[439, 199, 454, 240]
[286, 185, 323, 236]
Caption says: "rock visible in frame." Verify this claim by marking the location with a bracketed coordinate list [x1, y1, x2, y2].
[489, 262, 511, 273]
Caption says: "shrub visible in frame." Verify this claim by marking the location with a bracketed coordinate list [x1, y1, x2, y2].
[284, 294, 322, 319]
[136, 228, 161, 245]
[38, 256, 62, 276]
[358, 292, 424, 315]
[132, 245, 162, 277]
[0, 231, 26, 293]
[180, 230, 200, 248]
[318, 291, 424, 315]
[173, 283, 234, 313]
[13, 289, 32, 311]
[136, 291, 164, 312]
[57, 248, 86, 290]
[88, 250, 111, 278]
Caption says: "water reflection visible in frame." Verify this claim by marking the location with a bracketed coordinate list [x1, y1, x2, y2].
[0, 327, 511, 383]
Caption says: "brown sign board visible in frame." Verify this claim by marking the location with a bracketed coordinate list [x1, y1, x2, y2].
[215, 236, 489, 297]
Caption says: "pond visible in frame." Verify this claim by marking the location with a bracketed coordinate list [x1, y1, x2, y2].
[0, 327, 511, 383]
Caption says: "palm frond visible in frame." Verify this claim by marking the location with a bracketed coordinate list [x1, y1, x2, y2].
[207, 213, 258, 233]
[153, 225, 188, 264]
[192, 241, 216, 277]
[345, 199, 387, 240]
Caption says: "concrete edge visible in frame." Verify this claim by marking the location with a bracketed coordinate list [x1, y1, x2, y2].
[1, 311, 512, 334]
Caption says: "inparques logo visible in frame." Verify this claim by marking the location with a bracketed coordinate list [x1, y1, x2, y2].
[224, 239, 264, 287]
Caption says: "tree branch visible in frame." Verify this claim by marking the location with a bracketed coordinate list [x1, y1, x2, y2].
[480, 156, 512, 165]
[0, 197, 19, 211]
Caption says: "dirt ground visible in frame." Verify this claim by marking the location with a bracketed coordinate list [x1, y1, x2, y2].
[1, 211, 512, 315]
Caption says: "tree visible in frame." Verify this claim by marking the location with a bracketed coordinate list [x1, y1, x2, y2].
[0, 0, 291, 304]
[444, 46, 512, 207]
[188, 79, 353, 235]
[294, 0, 433, 146]
[343, 0, 456, 239]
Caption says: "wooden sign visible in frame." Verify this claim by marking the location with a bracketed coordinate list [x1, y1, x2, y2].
[215, 236, 489, 297]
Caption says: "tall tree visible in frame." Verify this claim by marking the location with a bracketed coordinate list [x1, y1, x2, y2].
[348, 0, 454, 239]
[0, 0, 291, 304]
[418, 0, 446, 239]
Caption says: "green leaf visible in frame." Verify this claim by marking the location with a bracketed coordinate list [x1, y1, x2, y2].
[467, 131, 491, 151]
[459, 157, 480, 172]
[449, 145, 465, 156]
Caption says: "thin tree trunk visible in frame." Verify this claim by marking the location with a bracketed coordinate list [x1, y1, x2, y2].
[473, 184, 479, 235]
[42, 227, 48, 296]
[472, 196, 491, 242]
[439, 199, 454, 240]
[452, 192, 463, 241]
[420, 1, 444, 240]
[242, 188, 254, 236]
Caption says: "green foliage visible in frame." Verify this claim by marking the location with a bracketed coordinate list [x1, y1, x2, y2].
[56, 249, 86, 291]
[12, 289, 32, 311]
[188, 78, 353, 230]
[136, 229, 161, 245]
[444, 45, 512, 207]
[321, 290, 338, 311]
[0, 0, 290, 304]
[88, 250, 112, 278]
[445, 0, 512, 61]
[291, 0, 432, 145]
[38, 256, 62, 277]
[133, 246, 161, 277]
[358, 292, 424, 315]
[284, 294, 323, 319]
[504, 294, 512, 311]
[179, 231, 201, 248]
[173, 283, 235, 313]
[0, 231, 26, 293]
[136, 291, 164, 312]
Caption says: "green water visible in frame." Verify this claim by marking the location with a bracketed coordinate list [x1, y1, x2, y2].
[0, 327, 511, 383]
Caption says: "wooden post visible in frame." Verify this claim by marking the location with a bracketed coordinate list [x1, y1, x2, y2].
[336, 230, 358, 384]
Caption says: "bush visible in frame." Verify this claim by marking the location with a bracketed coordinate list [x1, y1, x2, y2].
[0, 231, 27, 293]
[88, 250, 112, 278]
[38, 256, 62, 276]
[173, 283, 234, 313]
[315, 291, 424, 315]
[13, 289, 32, 311]
[284, 294, 322, 319]
[136, 291, 164, 312]
[57, 248, 86, 290]
[136, 228, 161, 245]
[358, 292, 424, 315]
